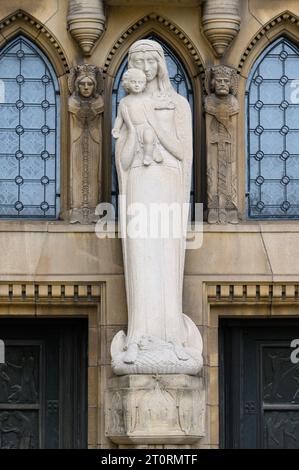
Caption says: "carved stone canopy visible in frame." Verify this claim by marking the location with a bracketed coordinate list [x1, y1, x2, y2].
[67, 0, 106, 56]
[105, 374, 205, 445]
[202, 0, 241, 57]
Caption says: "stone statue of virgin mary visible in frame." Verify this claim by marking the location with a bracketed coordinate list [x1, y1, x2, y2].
[111, 39, 203, 375]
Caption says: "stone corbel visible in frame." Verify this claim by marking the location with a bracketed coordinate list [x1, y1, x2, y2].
[202, 0, 240, 57]
[67, 0, 106, 56]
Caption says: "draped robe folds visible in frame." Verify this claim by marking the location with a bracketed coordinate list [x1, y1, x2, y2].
[68, 95, 103, 219]
[112, 91, 203, 374]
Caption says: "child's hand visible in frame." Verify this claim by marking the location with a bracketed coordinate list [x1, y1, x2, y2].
[112, 128, 120, 139]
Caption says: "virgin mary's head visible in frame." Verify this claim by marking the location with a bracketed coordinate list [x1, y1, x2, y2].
[128, 39, 173, 95]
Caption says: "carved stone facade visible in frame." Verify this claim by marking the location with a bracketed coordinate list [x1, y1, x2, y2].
[202, 0, 241, 56]
[205, 65, 239, 224]
[0, 0, 298, 450]
[67, 0, 106, 55]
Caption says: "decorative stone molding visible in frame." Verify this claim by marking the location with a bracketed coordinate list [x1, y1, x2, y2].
[0, 10, 69, 73]
[204, 65, 239, 224]
[238, 11, 299, 73]
[103, 13, 204, 80]
[202, 0, 241, 57]
[106, 0, 202, 4]
[0, 282, 101, 303]
[68, 65, 104, 224]
[207, 283, 299, 303]
[67, 0, 106, 56]
[105, 374, 205, 445]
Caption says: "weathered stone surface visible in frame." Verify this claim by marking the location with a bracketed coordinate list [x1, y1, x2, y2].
[105, 374, 205, 444]
[205, 65, 239, 224]
[111, 39, 203, 375]
[68, 65, 104, 224]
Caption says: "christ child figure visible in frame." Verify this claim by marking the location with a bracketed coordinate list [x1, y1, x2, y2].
[112, 68, 163, 166]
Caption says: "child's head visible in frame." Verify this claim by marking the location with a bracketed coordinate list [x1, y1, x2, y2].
[122, 68, 147, 94]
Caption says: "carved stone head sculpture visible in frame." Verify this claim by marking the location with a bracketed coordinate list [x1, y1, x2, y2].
[206, 65, 238, 98]
[68, 64, 103, 100]
[128, 39, 173, 94]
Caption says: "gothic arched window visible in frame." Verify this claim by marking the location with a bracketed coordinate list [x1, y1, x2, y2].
[111, 35, 194, 215]
[247, 37, 299, 219]
[0, 35, 60, 219]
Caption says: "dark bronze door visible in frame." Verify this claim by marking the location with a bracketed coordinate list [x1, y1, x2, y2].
[220, 319, 299, 449]
[0, 319, 87, 449]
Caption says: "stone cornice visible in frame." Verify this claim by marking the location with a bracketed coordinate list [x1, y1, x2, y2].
[207, 283, 299, 303]
[0, 282, 101, 303]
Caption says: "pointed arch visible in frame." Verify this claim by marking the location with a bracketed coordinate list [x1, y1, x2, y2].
[0, 34, 62, 218]
[238, 11, 299, 77]
[246, 36, 299, 219]
[102, 14, 205, 210]
[0, 10, 69, 76]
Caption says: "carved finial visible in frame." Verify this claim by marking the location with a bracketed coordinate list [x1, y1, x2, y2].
[68, 64, 104, 97]
[67, 0, 106, 56]
[202, 0, 241, 57]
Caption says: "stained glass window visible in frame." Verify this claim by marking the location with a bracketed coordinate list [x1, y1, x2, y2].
[247, 37, 299, 219]
[0, 35, 60, 219]
[111, 35, 194, 216]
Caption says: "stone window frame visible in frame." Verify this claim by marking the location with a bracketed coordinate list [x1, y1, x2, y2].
[237, 14, 299, 220]
[0, 10, 70, 221]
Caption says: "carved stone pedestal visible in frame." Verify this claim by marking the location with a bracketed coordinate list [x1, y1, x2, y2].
[105, 374, 205, 445]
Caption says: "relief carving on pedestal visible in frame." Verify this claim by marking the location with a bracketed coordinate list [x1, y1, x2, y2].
[205, 65, 240, 224]
[68, 65, 104, 224]
[105, 375, 205, 444]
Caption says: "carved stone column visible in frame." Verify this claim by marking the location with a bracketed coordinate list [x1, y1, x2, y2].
[205, 65, 239, 224]
[202, 0, 240, 57]
[68, 65, 104, 224]
[105, 375, 205, 445]
[67, 0, 106, 56]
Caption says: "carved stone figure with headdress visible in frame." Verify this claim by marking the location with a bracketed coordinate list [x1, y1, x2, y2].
[204, 65, 239, 224]
[68, 64, 104, 224]
[110, 39, 203, 376]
